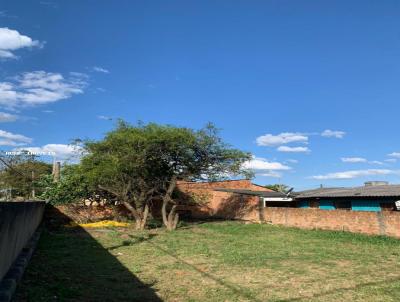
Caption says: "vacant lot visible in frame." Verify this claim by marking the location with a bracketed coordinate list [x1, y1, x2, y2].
[15, 221, 400, 302]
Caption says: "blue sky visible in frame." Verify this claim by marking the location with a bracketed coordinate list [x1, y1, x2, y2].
[1, 0, 400, 190]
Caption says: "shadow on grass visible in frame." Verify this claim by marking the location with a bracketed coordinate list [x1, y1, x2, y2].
[145, 240, 263, 302]
[14, 205, 162, 302]
[107, 234, 158, 251]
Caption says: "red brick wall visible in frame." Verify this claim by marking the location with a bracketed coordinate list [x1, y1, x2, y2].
[176, 180, 268, 220]
[262, 207, 400, 238]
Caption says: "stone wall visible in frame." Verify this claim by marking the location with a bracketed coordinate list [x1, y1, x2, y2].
[262, 207, 400, 238]
[0, 202, 45, 281]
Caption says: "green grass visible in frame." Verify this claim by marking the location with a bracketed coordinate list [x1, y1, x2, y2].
[15, 221, 400, 302]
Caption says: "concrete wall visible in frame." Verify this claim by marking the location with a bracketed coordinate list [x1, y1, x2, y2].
[0, 202, 45, 281]
[262, 207, 400, 238]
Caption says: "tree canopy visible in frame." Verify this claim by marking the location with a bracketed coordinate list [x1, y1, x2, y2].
[80, 121, 253, 230]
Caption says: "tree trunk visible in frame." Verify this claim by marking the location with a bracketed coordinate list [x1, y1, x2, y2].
[161, 176, 179, 231]
[122, 201, 148, 231]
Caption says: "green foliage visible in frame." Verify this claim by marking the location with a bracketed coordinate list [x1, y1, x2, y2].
[0, 152, 52, 199]
[38, 165, 90, 204]
[80, 120, 253, 202]
[264, 184, 290, 193]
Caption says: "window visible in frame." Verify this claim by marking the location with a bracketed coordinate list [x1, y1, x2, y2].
[334, 200, 351, 210]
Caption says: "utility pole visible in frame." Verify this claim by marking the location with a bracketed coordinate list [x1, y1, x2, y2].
[52, 161, 61, 182]
[31, 170, 35, 199]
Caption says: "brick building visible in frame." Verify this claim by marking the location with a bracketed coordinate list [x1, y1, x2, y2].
[175, 179, 272, 220]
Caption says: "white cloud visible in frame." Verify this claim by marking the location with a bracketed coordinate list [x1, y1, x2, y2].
[92, 66, 109, 74]
[0, 112, 18, 122]
[97, 115, 112, 121]
[385, 158, 397, 163]
[311, 169, 399, 180]
[260, 171, 282, 178]
[256, 132, 308, 146]
[15, 144, 84, 162]
[0, 129, 32, 146]
[321, 130, 346, 138]
[341, 157, 367, 163]
[286, 159, 298, 164]
[0, 71, 87, 108]
[277, 146, 310, 153]
[0, 27, 41, 59]
[243, 156, 291, 171]
[369, 160, 384, 165]
[388, 152, 400, 158]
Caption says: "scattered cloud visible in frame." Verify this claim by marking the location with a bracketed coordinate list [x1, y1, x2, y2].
[256, 132, 308, 146]
[388, 152, 400, 158]
[92, 66, 109, 74]
[0, 11, 17, 19]
[321, 129, 346, 138]
[277, 146, 310, 153]
[97, 115, 112, 121]
[260, 171, 282, 178]
[0, 130, 32, 146]
[369, 160, 384, 165]
[341, 157, 367, 163]
[385, 158, 398, 163]
[0, 27, 41, 59]
[243, 156, 291, 171]
[15, 144, 84, 162]
[39, 1, 58, 8]
[0, 112, 18, 122]
[0, 71, 87, 108]
[42, 110, 54, 113]
[311, 169, 399, 180]
[341, 157, 385, 165]
[286, 159, 299, 164]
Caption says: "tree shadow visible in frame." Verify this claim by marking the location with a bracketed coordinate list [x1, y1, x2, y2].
[107, 234, 158, 251]
[14, 205, 162, 302]
[174, 189, 260, 221]
[145, 240, 263, 302]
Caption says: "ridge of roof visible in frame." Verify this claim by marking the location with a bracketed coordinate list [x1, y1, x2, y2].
[177, 179, 251, 184]
[296, 184, 400, 198]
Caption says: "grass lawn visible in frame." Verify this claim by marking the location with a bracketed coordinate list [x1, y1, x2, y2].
[15, 221, 400, 302]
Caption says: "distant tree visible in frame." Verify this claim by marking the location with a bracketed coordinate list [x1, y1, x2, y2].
[80, 121, 253, 230]
[0, 152, 52, 199]
[264, 184, 290, 193]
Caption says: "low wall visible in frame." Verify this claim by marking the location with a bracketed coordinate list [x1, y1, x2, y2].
[0, 202, 45, 281]
[263, 207, 400, 238]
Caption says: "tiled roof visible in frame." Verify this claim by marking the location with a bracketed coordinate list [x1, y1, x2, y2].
[296, 185, 400, 198]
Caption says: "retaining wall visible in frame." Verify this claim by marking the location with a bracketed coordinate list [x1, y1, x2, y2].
[263, 207, 400, 238]
[0, 202, 45, 281]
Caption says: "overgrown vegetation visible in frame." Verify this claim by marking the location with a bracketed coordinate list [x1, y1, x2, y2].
[0, 151, 52, 200]
[38, 164, 91, 204]
[1, 121, 253, 231]
[15, 222, 400, 302]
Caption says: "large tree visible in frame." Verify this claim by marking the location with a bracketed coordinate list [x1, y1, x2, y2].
[80, 121, 161, 230]
[80, 121, 253, 230]
[143, 123, 253, 230]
